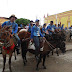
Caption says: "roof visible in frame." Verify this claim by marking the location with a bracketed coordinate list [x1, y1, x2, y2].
[0, 17, 9, 19]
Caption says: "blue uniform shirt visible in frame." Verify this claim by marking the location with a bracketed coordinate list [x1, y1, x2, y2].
[31, 25, 44, 39]
[46, 24, 56, 35]
[20, 24, 23, 28]
[2, 21, 18, 34]
[69, 27, 72, 29]
[58, 25, 64, 30]
[42, 27, 46, 36]
[65, 27, 67, 30]
[28, 24, 32, 32]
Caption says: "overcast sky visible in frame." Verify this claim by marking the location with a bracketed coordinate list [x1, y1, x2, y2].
[0, 0, 72, 25]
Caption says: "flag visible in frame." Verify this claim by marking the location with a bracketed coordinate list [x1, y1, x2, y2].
[47, 13, 48, 17]
[44, 15, 45, 18]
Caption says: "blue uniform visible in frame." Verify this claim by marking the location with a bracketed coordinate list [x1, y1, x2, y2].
[69, 27, 72, 29]
[2, 21, 18, 34]
[2, 21, 20, 48]
[31, 25, 43, 39]
[46, 24, 56, 35]
[58, 25, 64, 30]
[42, 27, 46, 36]
[28, 24, 32, 32]
[20, 24, 23, 28]
[65, 27, 67, 30]
[31, 25, 44, 56]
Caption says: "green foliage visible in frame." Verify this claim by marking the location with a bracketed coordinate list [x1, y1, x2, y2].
[15, 18, 30, 26]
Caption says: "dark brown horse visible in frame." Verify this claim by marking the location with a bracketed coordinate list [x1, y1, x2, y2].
[45, 30, 66, 56]
[18, 29, 54, 70]
[0, 26, 15, 72]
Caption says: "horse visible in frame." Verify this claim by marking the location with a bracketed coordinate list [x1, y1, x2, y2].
[65, 29, 72, 42]
[18, 29, 54, 70]
[45, 30, 66, 56]
[0, 26, 16, 72]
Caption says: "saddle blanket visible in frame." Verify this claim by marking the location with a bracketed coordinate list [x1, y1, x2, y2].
[28, 41, 44, 51]
[3, 43, 15, 54]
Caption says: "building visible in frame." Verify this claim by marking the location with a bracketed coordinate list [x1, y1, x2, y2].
[0, 17, 9, 24]
[44, 10, 72, 28]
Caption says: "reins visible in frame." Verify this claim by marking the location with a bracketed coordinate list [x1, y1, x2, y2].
[45, 39, 57, 50]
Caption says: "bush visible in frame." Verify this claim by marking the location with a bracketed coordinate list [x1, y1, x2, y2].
[15, 18, 30, 26]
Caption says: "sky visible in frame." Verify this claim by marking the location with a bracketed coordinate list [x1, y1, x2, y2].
[0, 0, 72, 25]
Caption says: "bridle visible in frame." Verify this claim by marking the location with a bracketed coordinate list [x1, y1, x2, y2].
[0, 27, 12, 48]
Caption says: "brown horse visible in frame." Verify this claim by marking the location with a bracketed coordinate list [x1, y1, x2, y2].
[0, 26, 15, 72]
[18, 29, 54, 70]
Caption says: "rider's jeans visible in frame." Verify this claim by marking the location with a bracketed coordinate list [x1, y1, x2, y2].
[33, 36, 40, 56]
[14, 33, 21, 48]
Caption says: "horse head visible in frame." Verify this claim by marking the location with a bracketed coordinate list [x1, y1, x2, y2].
[0, 26, 14, 47]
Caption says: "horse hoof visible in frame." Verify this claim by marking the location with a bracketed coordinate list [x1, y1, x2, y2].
[24, 62, 26, 66]
[36, 67, 39, 71]
[10, 70, 12, 72]
[57, 54, 59, 56]
[47, 55, 49, 57]
[42, 66, 46, 69]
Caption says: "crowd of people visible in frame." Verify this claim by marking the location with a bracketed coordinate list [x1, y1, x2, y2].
[2, 14, 72, 60]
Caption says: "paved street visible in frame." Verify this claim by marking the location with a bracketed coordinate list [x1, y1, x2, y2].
[0, 41, 72, 72]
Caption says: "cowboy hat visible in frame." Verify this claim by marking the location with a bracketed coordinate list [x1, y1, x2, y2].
[9, 14, 17, 19]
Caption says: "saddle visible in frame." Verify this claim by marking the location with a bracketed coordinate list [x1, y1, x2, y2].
[28, 37, 45, 51]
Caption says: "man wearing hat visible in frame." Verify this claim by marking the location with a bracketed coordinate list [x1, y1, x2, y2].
[2, 14, 20, 54]
[28, 20, 33, 33]
[31, 19, 45, 60]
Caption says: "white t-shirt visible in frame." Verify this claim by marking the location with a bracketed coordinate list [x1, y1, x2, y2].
[25, 26, 29, 30]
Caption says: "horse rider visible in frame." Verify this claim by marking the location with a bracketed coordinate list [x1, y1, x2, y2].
[42, 23, 47, 36]
[58, 24, 64, 31]
[46, 21, 57, 35]
[2, 14, 20, 54]
[20, 23, 24, 29]
[28, 20, 33, 33]
[65, 27, 67, 30]
[31, 19, 45, 60]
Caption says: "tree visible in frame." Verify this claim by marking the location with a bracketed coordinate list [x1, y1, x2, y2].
[15, 18, 30, 26]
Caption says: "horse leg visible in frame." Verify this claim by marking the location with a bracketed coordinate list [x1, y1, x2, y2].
[36, 54, 42, 71]
[2, 55, 6, 72]
[52, 50, 53, 55]
[22, 50, 27, 66]
[56, 48, 59, 56]
[14, 48, 17, 60]
[9, 54, 12, 72]
[47, 51, 50, 57]
[23, 55, 27, 66]
[42, 54, 46, 69]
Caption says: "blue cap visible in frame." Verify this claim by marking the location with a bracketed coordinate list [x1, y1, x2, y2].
[35, 19, 39, 22]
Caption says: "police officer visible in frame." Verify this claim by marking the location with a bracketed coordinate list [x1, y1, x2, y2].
[2, 14, 20, 54]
